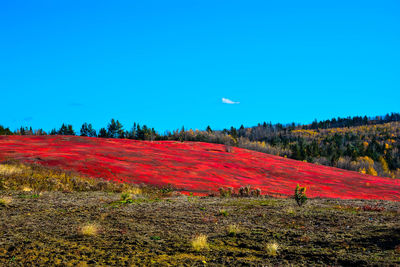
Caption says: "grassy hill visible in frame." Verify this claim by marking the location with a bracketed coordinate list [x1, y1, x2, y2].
[0, 135, 399, 201]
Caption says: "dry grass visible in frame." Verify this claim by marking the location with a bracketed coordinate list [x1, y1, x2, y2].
[227, 224, 241, 236]
[0, 161, 175, 198]
[0, 161, 139, 193]
[0, 196, 12, 207]
[191, 234, 209, 251]
[0, 164, 25, 176]
[22, 186, 33, 192]
[80, 223, 100, 236]
[124, 187, 142, 196]
[266, 241, 279, 256]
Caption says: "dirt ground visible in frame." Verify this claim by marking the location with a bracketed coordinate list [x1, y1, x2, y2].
[1, 191, 400, 266]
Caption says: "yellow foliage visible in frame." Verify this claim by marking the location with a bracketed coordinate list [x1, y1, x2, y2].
[187, 129, 195, 136]
[292, 129, 317, 136]
[367, 166, 378, 176]
[358, 156, 374, 166]
[379, 157, 390, 174]
[362, 142, 369, 148]
[359, 167, 366, 174]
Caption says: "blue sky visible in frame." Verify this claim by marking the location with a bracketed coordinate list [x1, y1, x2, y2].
[1, 1, 399, 133]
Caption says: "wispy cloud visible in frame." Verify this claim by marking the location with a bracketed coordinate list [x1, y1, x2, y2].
[222, 97, 240, 104]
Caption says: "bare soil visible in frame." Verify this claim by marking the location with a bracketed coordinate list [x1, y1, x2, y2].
[1, 191, 400, 266]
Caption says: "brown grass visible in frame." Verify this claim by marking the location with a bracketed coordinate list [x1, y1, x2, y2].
[0, 196, 12, 206]
[80, 223, 100, 236]
[0, 161, 140, 193]
[191, 234, 209, 251]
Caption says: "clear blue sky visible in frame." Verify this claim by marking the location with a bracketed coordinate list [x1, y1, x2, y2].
[1, 1, 399, 133]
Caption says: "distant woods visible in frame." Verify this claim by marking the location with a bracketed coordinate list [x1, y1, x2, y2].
[2, 112, 400, 178]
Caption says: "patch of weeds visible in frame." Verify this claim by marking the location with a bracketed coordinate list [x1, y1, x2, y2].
[160, 184, 175, 197]
[285, 206, 295, 215]
[219, 209, 228, 216]
[0, 196, 12, 207]
[199, 207, 206, 211]
[120, 192, 131, 202]
[227, 224, 241, 236]
[187, 192, 197, 202]
[150, 236, 161, 240]
[18, 194, 40, 199]
[192, 234, 209, 251]
[9, 256, 16, 263]
[266, 241, 279, 256]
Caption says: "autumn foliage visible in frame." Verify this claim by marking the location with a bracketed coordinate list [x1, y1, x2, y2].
[0, 135, 400, 201]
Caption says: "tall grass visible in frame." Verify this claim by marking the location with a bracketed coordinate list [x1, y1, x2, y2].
[0, 161, 137, 193]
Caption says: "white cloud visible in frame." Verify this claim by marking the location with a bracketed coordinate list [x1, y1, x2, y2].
[222, 97, 240, 104]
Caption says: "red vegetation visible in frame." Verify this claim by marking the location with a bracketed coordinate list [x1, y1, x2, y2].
[0, 135, 399, 201]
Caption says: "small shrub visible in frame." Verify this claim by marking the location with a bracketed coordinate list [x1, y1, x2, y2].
[266, 241, 279, 256]
[294, 184, 307, 207]
[239, 185, 251, 197]
[219, 187, 233, 197]
[227, 224, 240, 236]
[0, 196, 12, 207]
[191, 234, 209, 251]
[80, 223, 100, 236]
[160, 184, 174, 197]
[251, 188, 261, 197]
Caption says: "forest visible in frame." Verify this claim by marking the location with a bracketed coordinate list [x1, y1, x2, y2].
[1, 112, 399, 178]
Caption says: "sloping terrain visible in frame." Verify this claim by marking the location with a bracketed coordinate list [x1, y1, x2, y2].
[0, 135, 399, 200]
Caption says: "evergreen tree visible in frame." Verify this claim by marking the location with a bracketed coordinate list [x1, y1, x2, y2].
[107, 119, 124, 138]
[80, 123, 97, 137]
[98, 128, 108, 138]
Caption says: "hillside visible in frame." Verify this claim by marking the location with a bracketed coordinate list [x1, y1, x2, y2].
[0, 135, 399, 201]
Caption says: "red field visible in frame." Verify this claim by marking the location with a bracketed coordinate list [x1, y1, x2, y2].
[0, 135, 399, 201]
